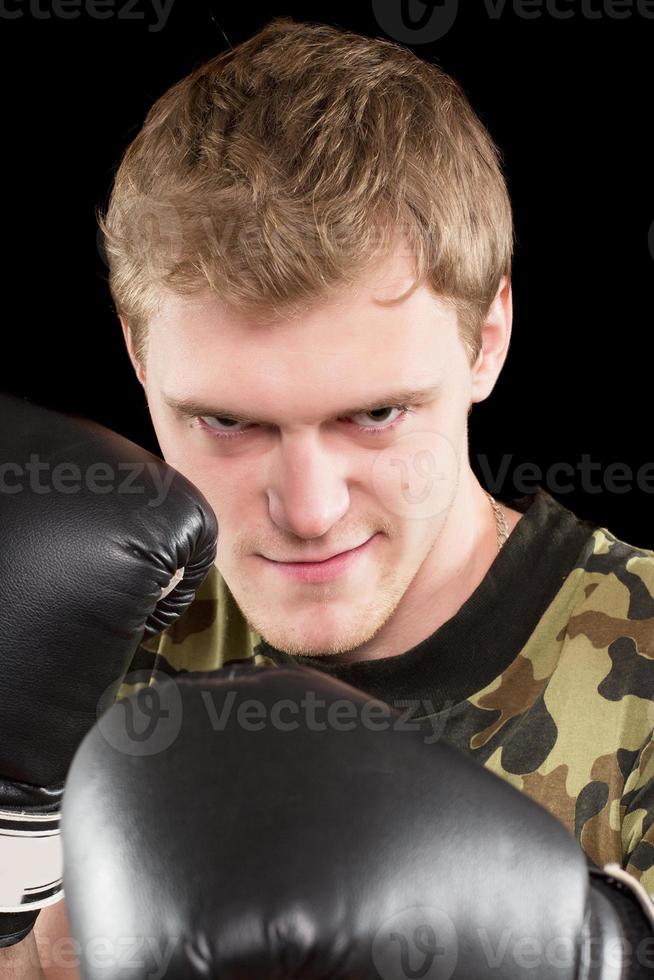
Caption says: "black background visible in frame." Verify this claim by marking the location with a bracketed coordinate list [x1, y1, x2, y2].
[0, 0, 651, 545]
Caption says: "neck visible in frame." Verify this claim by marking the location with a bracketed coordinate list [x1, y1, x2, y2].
[325, 469, 509, 665]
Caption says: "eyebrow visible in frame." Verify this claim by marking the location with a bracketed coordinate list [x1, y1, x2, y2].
[163, 384, 441, 425]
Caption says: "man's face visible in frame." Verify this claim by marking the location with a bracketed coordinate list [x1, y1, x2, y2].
[135, 247, 478, 657]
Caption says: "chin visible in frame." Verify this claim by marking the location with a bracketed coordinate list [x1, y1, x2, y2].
[258, 616, 375, 659]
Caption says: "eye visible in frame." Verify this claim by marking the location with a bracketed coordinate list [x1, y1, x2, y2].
[349, 406, 406, 429]
[198, 416, 251, 435]
[193, 404, 415, 440]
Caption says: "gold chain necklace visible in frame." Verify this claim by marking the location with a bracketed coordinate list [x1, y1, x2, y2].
[484, 490, 510, 553]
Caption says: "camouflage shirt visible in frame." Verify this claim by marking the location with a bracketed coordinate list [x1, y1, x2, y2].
[118, 486, 654, 897]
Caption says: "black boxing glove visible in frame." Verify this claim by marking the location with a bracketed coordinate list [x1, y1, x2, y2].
[0, 392, 217, 947]
[61, 663, 652, 979]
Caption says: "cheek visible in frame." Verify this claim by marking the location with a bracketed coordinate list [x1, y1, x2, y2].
[368, 430, 459, 524]
[151, 419, 194, 475]
[147, 409, 216, 497]
[187, 458, 255, 527]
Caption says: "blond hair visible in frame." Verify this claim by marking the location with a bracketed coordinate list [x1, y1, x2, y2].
[99, 17, 514, 366]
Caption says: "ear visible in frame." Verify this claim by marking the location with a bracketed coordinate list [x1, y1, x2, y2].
[469, 276, 513, 406]
[120, 316, 146, 387]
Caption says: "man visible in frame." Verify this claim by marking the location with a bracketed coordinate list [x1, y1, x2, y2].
[7, 13, 654, 978]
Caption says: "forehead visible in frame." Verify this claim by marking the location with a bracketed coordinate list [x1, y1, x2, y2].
[148, 300, 458, 420]
[144, 248, 465, 422]
[148, 274, 459, 383]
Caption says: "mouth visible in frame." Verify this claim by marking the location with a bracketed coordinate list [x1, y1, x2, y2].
[258, 535, 377, 584]
[267, 540, 371, 564]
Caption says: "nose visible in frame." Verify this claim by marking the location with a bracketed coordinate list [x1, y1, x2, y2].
[266, 433, 351, 540]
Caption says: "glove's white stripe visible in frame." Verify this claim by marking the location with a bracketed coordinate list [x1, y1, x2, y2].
[159, 565, 185, 600]
[602, 862, 654, 931]
[0, 810, 63, 913]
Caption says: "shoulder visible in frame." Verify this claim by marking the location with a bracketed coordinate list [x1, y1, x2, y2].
[566, 524, 654, 624]
[554, 524, 654, 708]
